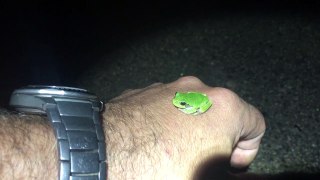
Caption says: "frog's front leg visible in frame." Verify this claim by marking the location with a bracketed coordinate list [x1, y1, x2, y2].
[179, 106, 198, 114]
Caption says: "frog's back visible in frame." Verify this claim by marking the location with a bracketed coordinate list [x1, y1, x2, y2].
[185, 92, 207, 102]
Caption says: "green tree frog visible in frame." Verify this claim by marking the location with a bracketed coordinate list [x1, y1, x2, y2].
[172, 92, 212, 115]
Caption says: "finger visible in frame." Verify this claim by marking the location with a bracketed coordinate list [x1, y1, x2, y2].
[230, 133, 265, 168]
[230, 104, 266, 168]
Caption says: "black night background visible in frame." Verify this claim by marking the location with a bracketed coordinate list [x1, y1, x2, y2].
[0, 0, 320, 179]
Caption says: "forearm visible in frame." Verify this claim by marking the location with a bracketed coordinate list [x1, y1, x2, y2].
[0, 110, 57, 179]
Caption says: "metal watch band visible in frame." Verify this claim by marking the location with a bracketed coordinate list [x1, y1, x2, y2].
[45, 98, 107, 180]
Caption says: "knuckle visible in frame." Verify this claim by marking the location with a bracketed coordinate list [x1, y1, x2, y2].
[214, 87, 239, 101]
[176, 76, 204, 86]
[212, 87, 243, 109]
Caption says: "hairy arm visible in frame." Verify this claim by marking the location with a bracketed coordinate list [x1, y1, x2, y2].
[0, 106, 170, 180]
[0, 110, 58, 179]
[0, 106, 169, 180]
[0, 76, 266, 180]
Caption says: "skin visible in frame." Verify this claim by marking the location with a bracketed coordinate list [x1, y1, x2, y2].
[172, 92, 212, 115]
[0, 76, 266, 179]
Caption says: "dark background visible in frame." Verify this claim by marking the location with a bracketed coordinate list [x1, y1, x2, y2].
[0, 0, 320, 178]
[0, 0, 319, 106]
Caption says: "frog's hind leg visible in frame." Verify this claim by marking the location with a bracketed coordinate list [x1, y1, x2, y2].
[199, 101, 212, 114]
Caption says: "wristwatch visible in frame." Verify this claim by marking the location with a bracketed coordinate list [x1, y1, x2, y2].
[9, 85, 107, 180]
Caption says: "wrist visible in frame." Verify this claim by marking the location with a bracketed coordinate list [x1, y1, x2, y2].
[102, 103, 176, 179]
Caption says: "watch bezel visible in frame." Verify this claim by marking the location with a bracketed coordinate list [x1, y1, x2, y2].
[12, 85, 97, 100]
[10, 85, 101, 114]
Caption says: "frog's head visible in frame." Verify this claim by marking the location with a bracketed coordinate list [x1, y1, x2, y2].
[172, 92, 188, 109]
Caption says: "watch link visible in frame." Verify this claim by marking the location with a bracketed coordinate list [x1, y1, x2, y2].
[10, 85, 107, 180]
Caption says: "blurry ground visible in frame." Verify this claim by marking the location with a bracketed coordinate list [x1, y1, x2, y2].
[1, 1, 319, 178]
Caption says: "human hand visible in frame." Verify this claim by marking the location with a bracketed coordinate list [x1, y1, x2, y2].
[103, 76, 266, 179]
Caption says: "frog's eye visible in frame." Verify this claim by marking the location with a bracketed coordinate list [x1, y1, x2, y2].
[180, 102, 186, 106]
